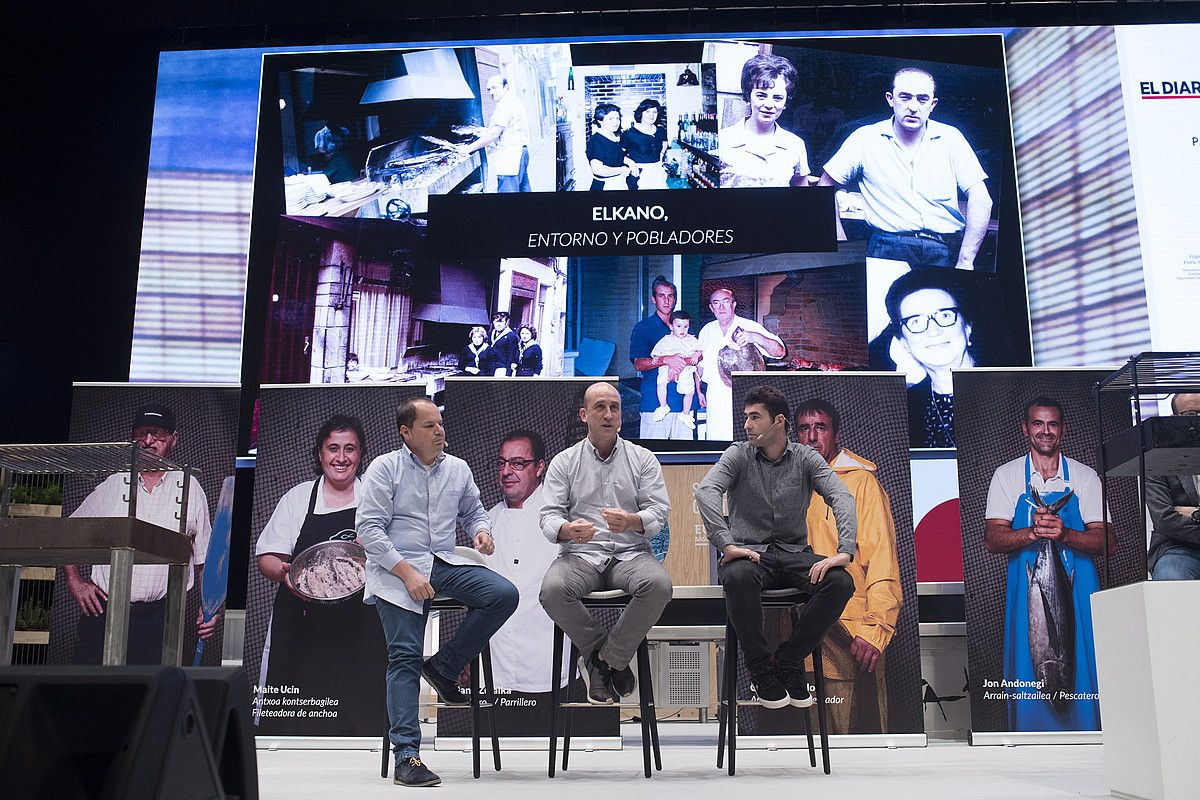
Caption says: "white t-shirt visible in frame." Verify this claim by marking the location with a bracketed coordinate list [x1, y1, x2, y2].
[822, 118, 987, 234]
[71, 472, 211, 602]
[256, 477, 362, 557]
[984, 454, 1107, 524]
[489, 91, 530, 176]
[652, 332, 701, 385]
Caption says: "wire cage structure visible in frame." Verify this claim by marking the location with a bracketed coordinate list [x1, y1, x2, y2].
[0, 443, 200, 666]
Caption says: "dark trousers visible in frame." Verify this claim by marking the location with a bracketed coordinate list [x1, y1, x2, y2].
[718, 546, 854, 675]
[76, 598, 166, 665]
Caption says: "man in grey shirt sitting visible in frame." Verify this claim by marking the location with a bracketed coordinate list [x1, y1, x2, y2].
[696, 385, 857, 708]
[539, 382, 673, 704]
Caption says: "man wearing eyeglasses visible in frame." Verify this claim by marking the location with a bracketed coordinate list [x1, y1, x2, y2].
[62, 404, 218, 664]
[818, 67, 993, 271]
[697, 286, 786, 442]
[483, 430, 569, 691]
[1146, 393, 1200, 580]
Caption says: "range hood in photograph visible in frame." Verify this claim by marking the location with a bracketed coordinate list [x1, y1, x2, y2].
[360, 48, 475, 103]
[411, 264, 489, 325]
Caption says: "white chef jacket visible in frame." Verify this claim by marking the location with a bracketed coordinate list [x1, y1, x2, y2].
[484, 484, 569, 692]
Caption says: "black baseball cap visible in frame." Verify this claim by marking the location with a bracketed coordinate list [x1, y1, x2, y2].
[132, 404, 176, 433]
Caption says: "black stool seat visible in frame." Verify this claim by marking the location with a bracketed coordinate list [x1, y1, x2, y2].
[548, 589, 662, 778]
[717, 587, 831, 775]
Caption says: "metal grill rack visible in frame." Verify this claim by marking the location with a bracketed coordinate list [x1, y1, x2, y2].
[0, 443, 199, 666]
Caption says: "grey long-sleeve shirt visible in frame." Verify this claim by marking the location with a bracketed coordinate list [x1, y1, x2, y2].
[539, 436, 671, 567]
[696, 441, 857, 557]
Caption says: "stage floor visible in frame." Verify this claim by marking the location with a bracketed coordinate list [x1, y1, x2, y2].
[255, 723, 1109, 799]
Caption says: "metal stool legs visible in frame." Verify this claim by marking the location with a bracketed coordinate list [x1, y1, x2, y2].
[718, 620, 829, 775]
[380, 645, 501, 779]
[548, 623, 661, 778]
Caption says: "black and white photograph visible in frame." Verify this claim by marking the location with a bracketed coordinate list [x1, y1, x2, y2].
[557, 46, 717, 191]
[867, 266, 1023, 448]
[278, 45, 568, 216]
[261, 216, 567, 388]
[708, 35, 1013, 274]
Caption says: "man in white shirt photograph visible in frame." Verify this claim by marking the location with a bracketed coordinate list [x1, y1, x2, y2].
[459, 75, 532, 193]
[697, 287, 786, 441]
[63, 403, 217, 664]
[484, 429, 568, 692]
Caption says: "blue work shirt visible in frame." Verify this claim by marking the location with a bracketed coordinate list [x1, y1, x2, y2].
[629, 313, 694, 413]
[356, 445, 491, 614]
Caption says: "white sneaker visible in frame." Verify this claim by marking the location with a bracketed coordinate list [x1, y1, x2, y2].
[652, 405, 670, 422]
[679, 412, 696, 429]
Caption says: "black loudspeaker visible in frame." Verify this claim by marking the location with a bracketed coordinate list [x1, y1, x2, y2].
[185, 668, 258, 800]
[0, 665, 249, 800]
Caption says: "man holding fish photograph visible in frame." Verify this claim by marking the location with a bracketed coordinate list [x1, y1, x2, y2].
[982, 396, 1115, 731]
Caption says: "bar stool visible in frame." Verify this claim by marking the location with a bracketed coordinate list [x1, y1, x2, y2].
[380, 547, 502, 780]
[547, 589, 662, 778]
[717, 587, 830, 776]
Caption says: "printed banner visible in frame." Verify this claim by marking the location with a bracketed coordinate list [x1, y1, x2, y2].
[954, 369, 1142, 734]
[439, 377, 618, 739]
[1116, 25, 1200, 351]
[49, 383, 240, 668]
[245, 383, 423, 737]
[729, 372, 924, 736]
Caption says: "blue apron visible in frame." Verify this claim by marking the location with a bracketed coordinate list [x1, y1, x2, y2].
[1002, 455, 1101, 731]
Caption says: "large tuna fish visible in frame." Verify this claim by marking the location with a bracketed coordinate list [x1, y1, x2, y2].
[1026, 488, 1075, 713]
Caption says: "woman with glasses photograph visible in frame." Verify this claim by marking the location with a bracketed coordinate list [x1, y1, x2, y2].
[882, 269, 978, 448]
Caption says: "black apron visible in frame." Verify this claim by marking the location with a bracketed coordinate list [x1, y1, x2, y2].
[261, 482, 388, 736]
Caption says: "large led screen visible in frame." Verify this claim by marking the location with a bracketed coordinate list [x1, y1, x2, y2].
[238, 32, 1031, 447]
[131, 25, 1199, 447]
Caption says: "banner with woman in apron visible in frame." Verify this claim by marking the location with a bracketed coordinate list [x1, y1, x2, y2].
[254, 414, 388, 736]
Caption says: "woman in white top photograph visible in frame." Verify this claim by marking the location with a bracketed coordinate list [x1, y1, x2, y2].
[718, 53, 810, 188]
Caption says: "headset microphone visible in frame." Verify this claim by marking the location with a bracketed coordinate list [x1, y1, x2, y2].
[753, 419, 783, 442]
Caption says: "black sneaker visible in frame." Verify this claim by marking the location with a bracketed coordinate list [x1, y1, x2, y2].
[610, 662, 636, 698]
[422, 659, 469, 706]
[578, 653, 617, 705]
[778, 665, 815, 708]
[749, 670, 791, 710]
[394, 756, 441, 787]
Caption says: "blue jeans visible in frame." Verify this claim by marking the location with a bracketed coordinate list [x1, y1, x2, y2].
[867, 229, 960, 269]
[1152, 546, 1200, 580]
[375, 558, 518, 760]
[496, 146, 531, 193]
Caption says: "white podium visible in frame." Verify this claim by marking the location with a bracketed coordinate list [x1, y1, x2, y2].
[1092, 581, 1200, 800]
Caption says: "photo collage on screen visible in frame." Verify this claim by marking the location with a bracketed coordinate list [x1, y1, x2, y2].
[256, 33, 1030, 445]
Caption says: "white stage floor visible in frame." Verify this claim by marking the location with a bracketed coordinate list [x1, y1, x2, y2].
[255, 724, 1110, 799]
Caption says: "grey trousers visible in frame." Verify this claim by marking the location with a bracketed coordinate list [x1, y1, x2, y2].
[539, 552, 672, 670]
